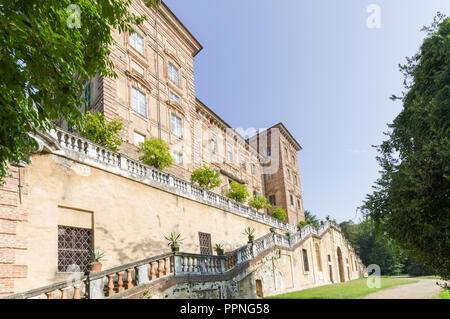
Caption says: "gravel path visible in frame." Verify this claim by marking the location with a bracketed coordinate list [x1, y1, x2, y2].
[362, 278, 444, 299]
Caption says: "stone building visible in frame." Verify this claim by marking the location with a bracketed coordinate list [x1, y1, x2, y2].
[0, 1, 365, 298]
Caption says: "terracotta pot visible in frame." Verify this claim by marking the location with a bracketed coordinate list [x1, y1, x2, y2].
[89, 262, 102, 272]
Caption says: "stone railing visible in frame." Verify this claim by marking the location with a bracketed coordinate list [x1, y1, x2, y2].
[4, 220, 359, 299]
[50, 128, 296, 233]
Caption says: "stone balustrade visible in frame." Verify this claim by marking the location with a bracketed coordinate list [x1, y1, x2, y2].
[4, 220, 357, 299]
[51, 128, 297, 233]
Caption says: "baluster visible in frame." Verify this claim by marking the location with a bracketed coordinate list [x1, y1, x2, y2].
[164, 257, 171, 275]
[46, 290, 56, 299]
[117, 271, 124, 292]
[188, 257, 193, 273]
[157, 259, 164, 278]
[126, 269, 134, 289]
[73, 286, 81, 299]
[107, 274, 116, 296]
[60, 287, 70, 299]
[150, 261, 157, 280]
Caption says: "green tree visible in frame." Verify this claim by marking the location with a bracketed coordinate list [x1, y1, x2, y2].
[137, 138, 173, 171]
[339, 220, 360, 254]
[271, 208, 287, 222]
[304, 210, 320, 228]
[190, 165, 221, 190]
[0, 0, 152, 183]
[77, 111, 122, 151]
[357, 219, 407, 276]
[361, 14, 450, 279]
[225, 181, 249, 203]
[248, 195, 271, 211]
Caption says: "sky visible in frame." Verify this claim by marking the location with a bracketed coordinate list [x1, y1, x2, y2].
[164, 0, 450, 223]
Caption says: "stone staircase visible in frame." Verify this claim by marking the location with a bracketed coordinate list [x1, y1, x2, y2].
[3, 220, 358, 299]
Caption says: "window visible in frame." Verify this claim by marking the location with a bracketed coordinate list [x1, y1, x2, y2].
[290, 194, 294, 206]
[173, 152, 183, 165]
[171, 114, 182, 138]
[269, 195, 276, 206]
[168, 62, 179, 85]
[133, 132, 145, 146]
[266, 147, 271, 157]
[132, 87, 147, 116]
[169, 91, 180, 104]
[328, 254, 331, 262]
[130, 32, 144, 55]
[302, 249, 309, 272]
[292, 155, 295, 164]
[297, 199, 301, 209]
[315, 243, 323, 272]
[227, 151, 233, 162]
[252, 164, 256, 175]
[294, 175, 298, 185]
[84, 82, 91, 113]
[284, 147, 288, 158]
[199, 232, 212, 255]
[211, 139, 217, 152]
[241, 161, 246, 171]
[58, 226, 92, 272]
[287, 169, 291, 180]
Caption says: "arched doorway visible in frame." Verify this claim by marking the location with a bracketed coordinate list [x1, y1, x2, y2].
[337, 247, 345, 283]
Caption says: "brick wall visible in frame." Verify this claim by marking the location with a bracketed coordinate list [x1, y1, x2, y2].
[0, 165, 28, 296]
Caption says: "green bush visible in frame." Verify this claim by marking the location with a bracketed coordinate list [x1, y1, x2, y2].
[226, 181, 249, 203]
[190, 165, 221, 190]
[77, 111, 123, 151]
[137, 138, 173, 171]
[271, 208, 287, 222]
[248, 195, 271, 211]
[297, 220, 308, 230]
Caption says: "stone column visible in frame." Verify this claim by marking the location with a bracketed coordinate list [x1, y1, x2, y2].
[135, 265, 150, 285]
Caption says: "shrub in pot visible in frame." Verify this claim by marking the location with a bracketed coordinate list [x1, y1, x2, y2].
[165, 232, 183, 252]
[215, 244, 224, 256]
[243, 227, 256, 243]
[89, 250, 105, 272]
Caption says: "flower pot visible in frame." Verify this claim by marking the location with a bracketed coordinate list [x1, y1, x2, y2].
[171, 245, 180, 252]
[216, 249, 224, 256]
[89, 262, 102, 272]
[270, 227, 275, 233]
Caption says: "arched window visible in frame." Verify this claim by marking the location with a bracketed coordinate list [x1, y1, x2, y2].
[315, 243, 323, 272]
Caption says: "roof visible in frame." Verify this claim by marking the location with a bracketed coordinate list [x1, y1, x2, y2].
[267, 122, 303, 151]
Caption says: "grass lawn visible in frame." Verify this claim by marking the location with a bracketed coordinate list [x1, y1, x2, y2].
[409, 275, 441, 279]
[439, 290, 450, 299]
[266, 277, 418, 299]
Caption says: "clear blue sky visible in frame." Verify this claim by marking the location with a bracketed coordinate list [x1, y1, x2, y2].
[164, 0, 450, 223]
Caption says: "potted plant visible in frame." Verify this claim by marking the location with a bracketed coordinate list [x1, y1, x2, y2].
[165, 232, 183, 252]
[243, 227, 256, 243]
[215, 244, 224, 256]
[89, 250, 105, 272]
[269, 227, 276, 233]
[285, 231, 291, 238]
[297, 220, 308, 231]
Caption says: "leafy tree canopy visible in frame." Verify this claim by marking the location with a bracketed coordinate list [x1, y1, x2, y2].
[137, 137, 173, 171]
[0, 0, 148, 182]
[225, 181, 249, 203]
[248, 195, 271, 211]
[361, 13, 450, 279]
[190, 165, 221, 190]
[77, 111, 122, 151]
[271, 208, 287, 222]
[304, 210, 320, 228]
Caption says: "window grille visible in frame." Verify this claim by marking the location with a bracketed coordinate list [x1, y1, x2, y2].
[199, 232, 212, 255]
[58, 226, 92, 272]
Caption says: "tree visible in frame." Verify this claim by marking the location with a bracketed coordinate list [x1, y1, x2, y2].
[271, 208, 287, 222]
[137, 138, 173, 171]
[77, 111, 122, 151]
[304, 210, 320, 228]
[225, 181, 249, 203]
[339, 220, 360, 254]
[190, 165, 221, 190]
[0, 0, 149, 183]
[361, 14, 450, 279]
[357, 219, 407, 276]
[248, 195, 271, 211]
